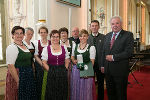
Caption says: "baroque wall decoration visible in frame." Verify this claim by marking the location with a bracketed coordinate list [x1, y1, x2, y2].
[96, 7, 105, 26]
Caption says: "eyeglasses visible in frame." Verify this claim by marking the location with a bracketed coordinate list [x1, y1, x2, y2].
[72, 30, 79, 32]
[14, 32, 24, 35]
[51, 36, 59, 39]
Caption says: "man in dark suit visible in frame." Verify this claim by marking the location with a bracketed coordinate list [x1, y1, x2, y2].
[88, 20, 105, 100]
[101, 16, 134, 100]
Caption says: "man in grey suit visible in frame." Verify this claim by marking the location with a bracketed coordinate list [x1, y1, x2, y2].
[101, 16, 134, 100]
[88, 20, 105, 100]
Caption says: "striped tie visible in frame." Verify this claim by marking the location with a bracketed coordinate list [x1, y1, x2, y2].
[110, 33, 116, 49]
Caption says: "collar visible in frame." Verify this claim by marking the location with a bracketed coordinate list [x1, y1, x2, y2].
[72, 37, 79, 40]
[112, 30, 122, 35]
[92, 33, 99, 37]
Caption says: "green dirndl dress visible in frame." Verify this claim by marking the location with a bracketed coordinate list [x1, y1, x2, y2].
[5, 46, 37, 100]
[70, 44, 96, 100]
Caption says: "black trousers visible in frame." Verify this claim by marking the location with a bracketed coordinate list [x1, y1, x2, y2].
[105, 74, 128, 100]
[94, 64, 105, 100]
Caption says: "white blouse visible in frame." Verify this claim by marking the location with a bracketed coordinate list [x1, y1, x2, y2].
[72, 43, 96, 59]
[23, 40, 34, 49]
[60, 40, 71, 48]
[41, 45, 70, 61]
[34, 40, 49, 55]
[6, 43, 30, 64]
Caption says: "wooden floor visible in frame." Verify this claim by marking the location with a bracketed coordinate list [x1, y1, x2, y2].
[0, 66, 6, 100]
[0, 95, 4, 100]
[0, 80, 5, 100]
[0, 81, 5, 87]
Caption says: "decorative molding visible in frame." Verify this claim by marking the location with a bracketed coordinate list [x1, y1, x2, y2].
[136, 2, 140, 7]
[96, 7, 105, 26]
[8, 0, 26, 26]
[38, 19, 46, 23]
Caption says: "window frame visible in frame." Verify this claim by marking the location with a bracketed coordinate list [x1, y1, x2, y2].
[0, 0, 6, 64]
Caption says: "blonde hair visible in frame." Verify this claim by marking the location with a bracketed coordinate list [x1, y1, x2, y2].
[79, 29, 89, 37]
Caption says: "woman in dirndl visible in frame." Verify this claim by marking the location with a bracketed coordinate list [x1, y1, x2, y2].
[70, 29, 97, 100]
[23, 27, 35, 73]
[34, 26, 51, 100]
[23, 27, 35, 56]
[59, 27, 75, 99]
[5, 26, 36, 100]
[41, 30, 70, 100]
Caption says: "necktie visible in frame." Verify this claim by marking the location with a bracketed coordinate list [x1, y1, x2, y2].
[110, 33, 116, 49]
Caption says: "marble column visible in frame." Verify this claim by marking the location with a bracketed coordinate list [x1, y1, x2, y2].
[38, 0, 46, 23]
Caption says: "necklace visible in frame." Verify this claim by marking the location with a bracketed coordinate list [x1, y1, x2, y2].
[52, 45, 60, 50]
[61, 39, 68, 43]
[14, 42, 23, 46]
[53, 48, 57, 50]
[79, 44, 87, 50]
[41, 39, 48, 45]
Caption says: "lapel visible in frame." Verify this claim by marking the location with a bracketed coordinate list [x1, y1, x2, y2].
[106, 32, 112, 50]
[110, 30, 124, 50]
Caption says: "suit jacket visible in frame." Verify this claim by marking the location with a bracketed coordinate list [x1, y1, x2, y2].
[101, 30, 134, 77]
[88, 33, 105, 69]
[69, 37, 80, 44]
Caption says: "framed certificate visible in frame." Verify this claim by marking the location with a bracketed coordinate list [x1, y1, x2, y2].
[56, 0, 81, 7]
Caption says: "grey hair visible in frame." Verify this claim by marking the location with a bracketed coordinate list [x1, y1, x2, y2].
[109, 16, 123, 23]
[25, 27, 34, 33]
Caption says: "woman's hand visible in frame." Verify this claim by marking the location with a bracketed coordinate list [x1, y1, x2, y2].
[8, 64, 19, 87]
[16, 80, 19, 88]
[45, 66, 49, 71]
[72, 60, 78, 65]
[42, 60, 49, 71]
[71, 56, 78, 65]
[65, 58, 70, 69]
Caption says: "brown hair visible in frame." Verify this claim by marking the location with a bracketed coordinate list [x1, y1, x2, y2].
[90, 20, 100, 26]
[58, 27, 68, 35]
[79, 29, 89, 37]
[11, 26, 25, 35]
[38, 26, 48, 34]
[50, 30, 60, 38]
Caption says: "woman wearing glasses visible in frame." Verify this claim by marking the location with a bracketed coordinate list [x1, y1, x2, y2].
[5, 26, 36, 100]
[41, 30, 70, 100]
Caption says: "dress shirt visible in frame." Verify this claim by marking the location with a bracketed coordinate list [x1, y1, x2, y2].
[111, 30, 122, 61]
[92, 33, 99, 37]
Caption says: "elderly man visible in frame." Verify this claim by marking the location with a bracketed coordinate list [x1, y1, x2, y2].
[101, 16, 134, 100]
[69, 27, 80, 44]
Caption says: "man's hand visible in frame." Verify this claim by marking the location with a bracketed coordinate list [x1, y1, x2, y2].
[101, 67, 104, 73]
[106, 55, 113, 61]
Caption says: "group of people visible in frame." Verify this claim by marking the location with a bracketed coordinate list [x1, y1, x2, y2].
[5, 15, 134, 100]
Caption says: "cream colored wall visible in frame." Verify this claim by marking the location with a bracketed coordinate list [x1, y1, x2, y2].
[5, 0, 90, 40]
[46, 0, 89, 37]
[106, 0, 112, 33]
